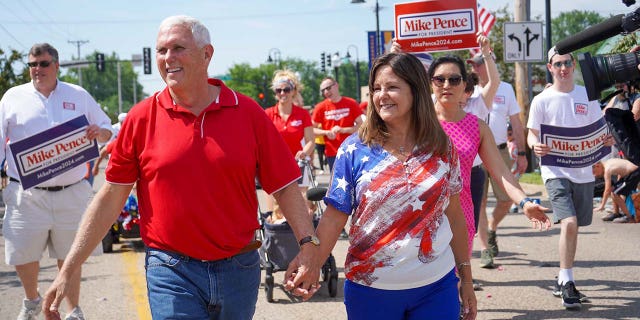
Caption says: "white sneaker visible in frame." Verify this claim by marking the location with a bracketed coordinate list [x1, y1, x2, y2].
[65, 306, 85, 320]
[17, 296, 42, 320]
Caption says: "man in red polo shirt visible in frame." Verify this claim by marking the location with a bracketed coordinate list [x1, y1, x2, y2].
[43, 15, 320, 320]
[313, 77, 363, 171]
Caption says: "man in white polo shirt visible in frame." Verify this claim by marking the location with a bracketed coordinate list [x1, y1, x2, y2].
[0, 43, 112, 320]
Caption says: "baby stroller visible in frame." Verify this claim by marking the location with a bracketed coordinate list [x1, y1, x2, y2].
[258, 158, 339, 302]
[101, 193, 140, 253]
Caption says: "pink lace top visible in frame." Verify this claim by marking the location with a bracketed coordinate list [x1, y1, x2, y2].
[439, 112, 481, 255]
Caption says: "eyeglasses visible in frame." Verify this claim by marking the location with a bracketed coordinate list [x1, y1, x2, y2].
[27, 60, 54, 68]
[431, 75, 463, 87]
[552, 60, 573, 68]
[320, 83, 335, 93]
[275, 87, 292, 94]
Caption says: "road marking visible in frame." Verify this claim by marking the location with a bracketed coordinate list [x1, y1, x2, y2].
[122, 249, 151, 320]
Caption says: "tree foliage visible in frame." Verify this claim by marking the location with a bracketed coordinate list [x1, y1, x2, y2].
[61, 51, 146, 122]
[551, 10, 607, 55]
[0, 48, 30, 97]
[225, 57, 368, 109]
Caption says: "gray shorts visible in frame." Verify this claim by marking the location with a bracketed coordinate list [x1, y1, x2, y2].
[545, 178, 594, 226]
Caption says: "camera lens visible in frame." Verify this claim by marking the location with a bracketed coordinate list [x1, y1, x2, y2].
[579, 52, 640, 100]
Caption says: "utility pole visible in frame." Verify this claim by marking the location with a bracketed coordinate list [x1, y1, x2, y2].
[514, 0, 529, 124]
[68, 40, 89, 86]
[117, 60, 123, 114]
[515, 0, 534, 172]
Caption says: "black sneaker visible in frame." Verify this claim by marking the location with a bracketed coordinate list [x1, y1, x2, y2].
[561, 281, 582, 309]
[602, 212, 624, 221]
[553, 278, 588, 302]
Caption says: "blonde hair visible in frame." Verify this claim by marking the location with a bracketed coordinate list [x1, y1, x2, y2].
[271, 69, 304, 93]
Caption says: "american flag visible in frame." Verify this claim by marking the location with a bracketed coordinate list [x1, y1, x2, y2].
[470, 2, 496, 55]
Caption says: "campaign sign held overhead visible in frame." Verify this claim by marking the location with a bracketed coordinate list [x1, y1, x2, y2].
[9, 115, 99, 189]
[394, 0, 478, 53]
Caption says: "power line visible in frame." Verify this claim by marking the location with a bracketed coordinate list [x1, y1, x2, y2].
[0, 8, 347, 25]
[26, 0, 77, 40]
[0, 23, 26, 49]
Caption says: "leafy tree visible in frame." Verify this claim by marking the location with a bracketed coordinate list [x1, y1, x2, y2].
[224, 57, 367, 109]
[0, 48, 30, 97]
[61, 51, 146, 122]
[551, 10, 607, 56]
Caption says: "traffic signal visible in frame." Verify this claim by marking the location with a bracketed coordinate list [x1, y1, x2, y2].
[95, 53, 105, 72]
[320, 53, 326, 73]
[143, 47, 152, 74]
[326, 53, 332, 68]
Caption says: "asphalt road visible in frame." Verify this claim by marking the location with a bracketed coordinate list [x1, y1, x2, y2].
[1, 170, 639, 320]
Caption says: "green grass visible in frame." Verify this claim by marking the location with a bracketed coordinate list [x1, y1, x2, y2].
[519, 172, 543, 185]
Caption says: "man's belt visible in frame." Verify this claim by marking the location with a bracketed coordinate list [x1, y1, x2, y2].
[9, 177, 81, 192]
[497, 143, 507, 150]
[237, 239, 262, 255]
[151, 239, 263, 263]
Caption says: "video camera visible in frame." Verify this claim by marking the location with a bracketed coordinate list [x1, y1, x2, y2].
[555, 1, 640, 100]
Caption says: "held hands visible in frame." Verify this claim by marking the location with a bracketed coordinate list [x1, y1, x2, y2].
[283, 246, 322, 301]
[523, 202, 552, 231]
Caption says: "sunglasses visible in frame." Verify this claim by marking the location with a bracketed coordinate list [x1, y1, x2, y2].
[320, 83, 335, 93]
[27, 60, 54, 68]
[275, 87, 292, 94]
[552, 60, 573, 68]
[431, 75, 463, 87]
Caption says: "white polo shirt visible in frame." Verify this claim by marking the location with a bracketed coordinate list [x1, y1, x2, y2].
[0, 80, 112, 187]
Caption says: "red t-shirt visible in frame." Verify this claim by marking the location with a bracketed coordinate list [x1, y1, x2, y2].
[264, 105, 312, 156]
[359, 101, 368, 114]
[312, 97, 362, 157]
[105, 79, 300, 260]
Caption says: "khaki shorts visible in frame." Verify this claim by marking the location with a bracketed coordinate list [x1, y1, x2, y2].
[2, 180, 101, 265]
[482, 147, 514, 203]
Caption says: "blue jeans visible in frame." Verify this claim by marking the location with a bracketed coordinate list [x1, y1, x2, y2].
[145, 247, 261, 320]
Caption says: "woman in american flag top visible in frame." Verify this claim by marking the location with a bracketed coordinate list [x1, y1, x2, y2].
[310, 52, 476, 319]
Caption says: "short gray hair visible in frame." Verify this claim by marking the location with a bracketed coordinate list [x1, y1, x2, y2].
[159, 15, 210, 48]
[29, 43, 59, 62]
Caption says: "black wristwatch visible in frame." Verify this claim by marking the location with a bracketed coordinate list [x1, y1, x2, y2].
[517, 151, 526, 156]
[519, 197, 533, 209]
[299, 235, 320, 247]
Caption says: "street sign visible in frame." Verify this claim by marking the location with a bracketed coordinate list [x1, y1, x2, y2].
[143, 47, 152, 74]
[503, 22, 543, 62]
[131, 54, 142, 67]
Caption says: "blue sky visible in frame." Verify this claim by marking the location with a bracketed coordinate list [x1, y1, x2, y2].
[0, 0, 630, 95]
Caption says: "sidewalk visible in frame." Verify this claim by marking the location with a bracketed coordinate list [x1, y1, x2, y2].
[1, 172, 639, 319]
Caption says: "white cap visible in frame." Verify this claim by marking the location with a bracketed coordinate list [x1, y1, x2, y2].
[118, 113, 127, 122]
[548, 46, 573, 63]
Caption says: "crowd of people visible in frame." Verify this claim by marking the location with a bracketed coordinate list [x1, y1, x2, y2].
[1, 13, 638, 320]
